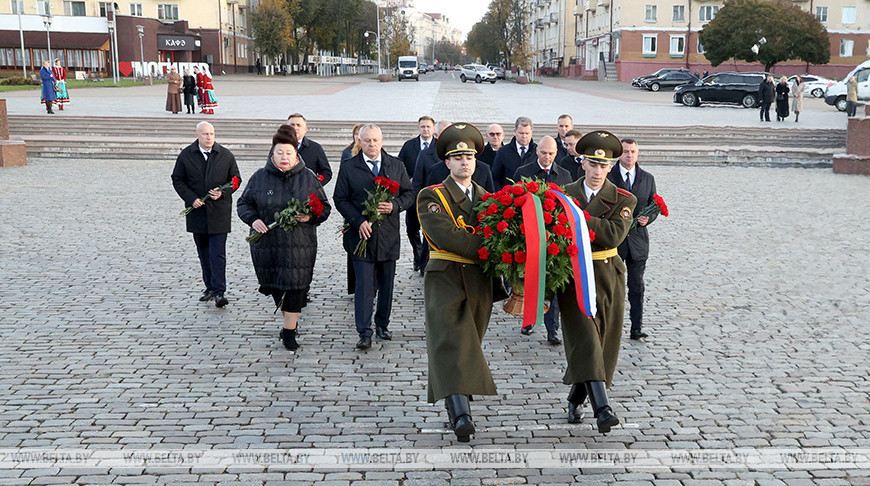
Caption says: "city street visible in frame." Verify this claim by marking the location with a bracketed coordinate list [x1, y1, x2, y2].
[0, 74, 869, 484]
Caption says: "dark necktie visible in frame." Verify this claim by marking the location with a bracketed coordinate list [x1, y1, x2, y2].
[625, 172, 632, 191]
[465, 188, 472, 203]
[519, 146, 526, 159]
[423, 141, 429, 150]
[369, 160, 379, 176]
[203, 150, 210, 160]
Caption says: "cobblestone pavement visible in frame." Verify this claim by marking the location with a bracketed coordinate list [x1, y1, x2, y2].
[1, 153, 869, 484]
[2, 71, 850, 129]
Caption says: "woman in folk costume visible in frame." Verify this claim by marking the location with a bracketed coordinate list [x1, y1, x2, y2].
[196, 67, 218, 114]
[52, 59, 69, 110]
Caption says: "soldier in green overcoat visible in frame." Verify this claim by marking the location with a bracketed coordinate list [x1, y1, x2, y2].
[417, 123, 498, 443]
[558, 130, 637, 434]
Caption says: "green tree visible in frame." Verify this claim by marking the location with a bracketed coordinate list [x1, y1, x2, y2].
[698, 0, 830, 72]
[382, 8, 413, 69]
[434, 39, 463, 66]
[465, 20, 500, 63]
[250, 0, 291, 62]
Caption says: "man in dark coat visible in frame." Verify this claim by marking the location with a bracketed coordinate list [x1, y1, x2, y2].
[554, 114, 574, 161]
[334, 124, 415, 350]
[398, 116, 436, 273]
[171, 121, 242, 308]
[556, 128, 584, 181]
[417, 122, 500, 443]
[758, 74, 775, 122]
[513, 136, 573, 346]
[558, 131, 636, 434]
[287, 113, 332, 184]
[607, 138, 658, 341]
[491, 116, 537, 188]
[39, 61, 57, 114]
[477, 123, 505, 167]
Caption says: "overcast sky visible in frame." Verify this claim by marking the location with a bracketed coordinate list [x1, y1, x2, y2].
[414, 0, 489, 39]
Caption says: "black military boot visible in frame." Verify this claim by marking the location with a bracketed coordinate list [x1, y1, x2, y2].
[444, 394, 474, 442]
[586, 381, 619, 434]
[566, 383, 587, 424]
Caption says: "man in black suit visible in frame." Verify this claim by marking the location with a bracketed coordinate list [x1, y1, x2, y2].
[556, 129, 584, 181]
[607, 138, 658, 340]
[477, 123, 505, 167]
[555, 114, 574, 161]
[398, 116, 436, 273]
[513, 136, 573, 346]
[491, 116, 537, 188]
[287, 113, 332, 184]
[171, 121, 242, 308]
[414, 121, 496, 195]
[334, 124, 415, 350]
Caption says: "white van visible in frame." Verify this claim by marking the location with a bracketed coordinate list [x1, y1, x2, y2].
[397, 56, 419, 81]
[824, 59, 870, 111]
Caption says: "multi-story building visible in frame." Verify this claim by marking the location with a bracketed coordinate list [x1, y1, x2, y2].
[570, 0, 870, 81]
[406, 11, 462, 64]
[0, 0, 252, 76]
[530, 0, 578, 75]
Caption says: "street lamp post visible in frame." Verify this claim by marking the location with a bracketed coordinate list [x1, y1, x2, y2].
[16, 0, 25, 77]
[108, 2, 119, 84]
[137, 25, 147, 82]
[42, 13, 52, 65]
[364, 30, 380, 75]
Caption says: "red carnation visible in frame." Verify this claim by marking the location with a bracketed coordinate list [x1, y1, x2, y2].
[588, 230, 596, 242]
[520, 225, 525, 235]
[496, 221, 509, 233]
[513, 198, 524, 207]
[318, 174, 325, 183]
[583, 210, 591, 221]
[488, 204, 499, 215]
[573, 198, 582, 207]
[543, 212, 553, 224]
[501, 252, 513, 264]
[389, 181, 400, 194]
[653, 194, 669, 217]
[511, 185, 525, 196]
[483, 226, 494, 238]
[566, 244, 578, 256]
[547, 243, 560, 255]
[557, 212, 568, 224]
[514, 250, 527, 263]
[542, 198, 557, 211]
[478, 213, 486, 222]
[478, 247, 489, 260]
[480, 193, 490, 202]
[544, 189, 557, 200]
[553, 224, 566, 236]
[526, 181, 539, 192]
[499, 195, 513, 206]
[503, 208, 516, 219]
[548, 182, 561, 191]
[308, 193, 324, 217]
[373, 176, 385, 186]
[231, 176, 240, 191]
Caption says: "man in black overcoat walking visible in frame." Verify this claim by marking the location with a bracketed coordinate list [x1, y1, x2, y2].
[398, 115, 436, 273]
[171, 121, 242, 307]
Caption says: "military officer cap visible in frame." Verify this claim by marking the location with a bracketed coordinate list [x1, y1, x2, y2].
[436, 122, 484, 160]
[576, 130, 622, 164]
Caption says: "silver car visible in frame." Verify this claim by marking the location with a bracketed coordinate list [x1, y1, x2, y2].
[460, 64, 497, 84]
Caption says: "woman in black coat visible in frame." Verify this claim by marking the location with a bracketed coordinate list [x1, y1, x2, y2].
[182, 70, 197, 114]
[775, 76, 790, 122]
[237, 127, 331, 350]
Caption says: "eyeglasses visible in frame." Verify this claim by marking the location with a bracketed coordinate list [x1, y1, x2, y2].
[487, 132, 503, 137]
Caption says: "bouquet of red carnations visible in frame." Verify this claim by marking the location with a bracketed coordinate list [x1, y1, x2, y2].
[351, 176, 400, 257]
[179, 176, 240, 216]
[630, 193, 668, 229]
[246, 193, 324, 243]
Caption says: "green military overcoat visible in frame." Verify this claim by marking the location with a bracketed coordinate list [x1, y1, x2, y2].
[558, 177, 637, 387]
[417, 177, 497, 403]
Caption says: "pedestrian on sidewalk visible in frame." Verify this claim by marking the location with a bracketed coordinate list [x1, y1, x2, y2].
[182, 69, 196, 114]
[792, 76, 805, 123]
[171, 121, 241, 308]
[846, 76, 858, 117]
[39, 61, 56, 114]
[758, 75, 775, 122]
[775, 76, 790, 122]
[237, 126, 331, 351]
[52, 59, 69, 111]
[165, 67, 182, 114]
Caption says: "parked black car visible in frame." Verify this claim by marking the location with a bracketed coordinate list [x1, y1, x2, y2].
[631, 68, 691, 87]
[673, 72, 768, 108]
[640, 71, 699, 91]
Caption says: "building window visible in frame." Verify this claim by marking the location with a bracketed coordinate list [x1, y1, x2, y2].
[643, 34, 657, 57]
[129, 2, 142, 15]
[158, 3, 179, 20]
[645, 5, 657, 22]
[699, 5, 718, 22]
[672, 5, 685, 21]
[36, 0, 50, 14]
[237, 42, 247, 59]
[63, 0, 86, 15]
[697, 39, 705, 54]
[841, 6, 856, 25]
[98, 1, 115, 16]
[815, 6, 827, 22]
[10, 0, 21, 14]
[670, 35, 685, 57]
[840, 39, 854, 57]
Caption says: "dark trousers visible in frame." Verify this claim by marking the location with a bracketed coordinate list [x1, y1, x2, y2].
[846, 101, 858, 117]
[352, 258, 396, 337]
[544, 297, 560, 334]
[760, 102, 771, 121]
[405, 210, 426, 270]
[193, 233, 227, 293]
[623, 253, 647, 334]
[45, 100, 53, 113]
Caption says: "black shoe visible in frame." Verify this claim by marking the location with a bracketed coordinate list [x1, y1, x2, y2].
[587, 381, 619, 434]
[375, 327, 392, 340]
[199, 289, 215, 302]
[630, 331, 648, 340]
[444, 394, 475, 442]
[279, 328, 299, 351]
[566, 383, 587, 423]
[520, 326, 533, 336]
[547, 331, 561, 345]
[356, 336, 372, 350]
[214, 292, 229, 308]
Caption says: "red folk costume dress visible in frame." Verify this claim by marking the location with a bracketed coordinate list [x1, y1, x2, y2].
[52, 65, 69, 110]
[196, 70, 218, 114]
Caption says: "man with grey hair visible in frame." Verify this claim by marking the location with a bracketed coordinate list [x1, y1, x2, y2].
[492, 116, 537, 187]
[171, 121, 242, 308]
[334, 124, 415, 350]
